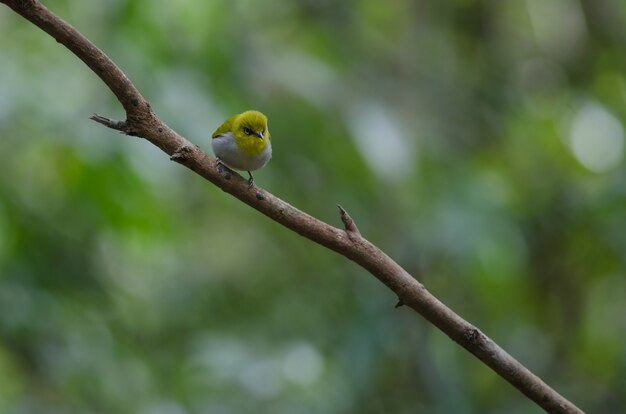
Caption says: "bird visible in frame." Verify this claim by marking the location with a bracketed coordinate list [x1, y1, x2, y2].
[211, 110, 272, 187]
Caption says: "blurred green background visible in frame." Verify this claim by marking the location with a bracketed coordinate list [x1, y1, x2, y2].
[1, 0, 625, 413]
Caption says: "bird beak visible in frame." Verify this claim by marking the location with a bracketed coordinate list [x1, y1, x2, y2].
[255, 131, 264, 139]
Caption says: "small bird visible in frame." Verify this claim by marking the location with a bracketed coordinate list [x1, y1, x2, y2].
[211, 110, 272, 186]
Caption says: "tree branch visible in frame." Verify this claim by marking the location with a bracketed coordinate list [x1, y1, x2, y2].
[0, 1, 583, 413]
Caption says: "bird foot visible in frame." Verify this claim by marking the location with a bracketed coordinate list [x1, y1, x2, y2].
[215, 158, 232, 180]
[247, 171, 255, 188]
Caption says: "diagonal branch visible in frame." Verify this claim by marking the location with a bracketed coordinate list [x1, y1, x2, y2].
[0, 1, 583, 413]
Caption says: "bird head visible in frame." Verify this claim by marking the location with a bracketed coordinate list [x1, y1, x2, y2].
[233, 110, 270, 143]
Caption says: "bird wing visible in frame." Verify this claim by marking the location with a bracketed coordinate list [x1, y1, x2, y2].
[211, 114, 238, 138]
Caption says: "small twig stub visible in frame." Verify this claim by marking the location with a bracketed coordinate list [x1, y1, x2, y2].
[337, 204, 361, 235]
[90, 114, 129, 133]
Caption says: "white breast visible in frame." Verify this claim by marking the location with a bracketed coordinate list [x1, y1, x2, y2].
[211, 132, 272, 171]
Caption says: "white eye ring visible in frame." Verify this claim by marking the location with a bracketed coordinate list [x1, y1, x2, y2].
[243, 126, 252, 135]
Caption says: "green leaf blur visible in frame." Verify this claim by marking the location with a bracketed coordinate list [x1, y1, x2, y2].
[1, 0, 625, 413]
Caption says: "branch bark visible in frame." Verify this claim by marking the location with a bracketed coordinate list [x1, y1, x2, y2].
[1, 1, 584, 413]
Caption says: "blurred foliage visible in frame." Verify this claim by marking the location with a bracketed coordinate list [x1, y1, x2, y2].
[1, 0, 626, 413]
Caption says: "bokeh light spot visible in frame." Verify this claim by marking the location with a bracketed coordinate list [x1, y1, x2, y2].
[568, 102, 624, 173]
[282, 342, 324, 387]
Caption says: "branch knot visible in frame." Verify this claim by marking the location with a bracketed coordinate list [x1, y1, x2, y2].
[464, 327, 483, 345]
[170, 145, 195, 163]
[9, 0, 37, 11]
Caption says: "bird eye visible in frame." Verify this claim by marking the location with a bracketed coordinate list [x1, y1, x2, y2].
[243, 126, 252, 135]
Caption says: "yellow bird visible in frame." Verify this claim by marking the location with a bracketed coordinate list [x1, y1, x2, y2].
[211, 110, 272, 186]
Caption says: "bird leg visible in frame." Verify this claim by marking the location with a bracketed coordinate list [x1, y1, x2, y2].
[215, 157, 225, 172]
[247, 171, 255, 188]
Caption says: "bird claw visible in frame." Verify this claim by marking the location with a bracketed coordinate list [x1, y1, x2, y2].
[216, 159, 233, 180]
[247, 171, 255, 188]
[216, 158, 225, 173]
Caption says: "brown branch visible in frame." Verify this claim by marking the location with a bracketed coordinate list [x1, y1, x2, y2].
[0, 1, 584, 413]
